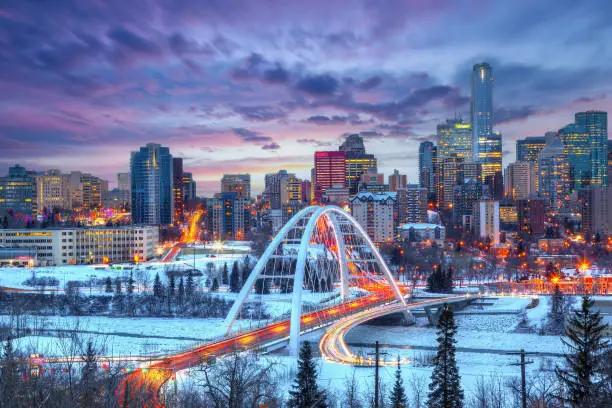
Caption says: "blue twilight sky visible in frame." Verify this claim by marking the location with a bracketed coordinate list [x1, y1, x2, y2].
[1, 0, 611, 195]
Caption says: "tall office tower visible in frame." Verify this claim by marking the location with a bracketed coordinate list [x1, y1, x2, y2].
[576, 110, 608, 186]
[339, 134, 377, 195]
[608, 139, 612, 168]
[207, 192, 250, 241]
[579, 186, 609, 238]
[471, 62, 494, 161]
[130, 143, 174, 226]
[221, 174, 251, 199]
[517, 199, 546, 236]
[437, 155, 464, 212]
[418, 141, 437, 197]
[388, 169, 407, 192]
[172, 158, 184, 222]
[182, 172, 197, 206]
[397, 185, 428, 224]
[36, 169, 72, 213]
[452, 162, 483, 228]
[0, 165, 37, 218]
[481, 131, 502, 178]
[516, 137, 547, 162]
[436, 118, 473, 161]
[559, 124, 590, 191]
[314, 151, 346, 203]
[475, 200, 500, 244]
[117, 173, 130, 191]
[505, 161, 536, 200]
[537, 133, 570, 212]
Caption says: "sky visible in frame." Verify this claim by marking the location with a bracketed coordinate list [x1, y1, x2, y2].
[1, 0, 612, 196]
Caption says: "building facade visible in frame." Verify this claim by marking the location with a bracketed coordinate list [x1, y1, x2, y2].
[221, 174, 251, 200]
[471, 62, 494, 162]
[388, 169, 407, 192]
[419, 141, 437, 198]
[537, 133, 570, 212]
[350, 192, 396, 243]
[437, 119, 473, 162]
[517, 199, 546, 236]
[207, 192, 250, 241]
[314, 151, 346, 203]
[173, 158, 184, 222]
[0, 165, 37, 218]
[340, 134, 378, 196]
[516, 137, 546, 162]
[36, 169, 72, 213]
[397, 186, 428, 224]
[505, 161, 536, 200]
[475, 200, 500, 244]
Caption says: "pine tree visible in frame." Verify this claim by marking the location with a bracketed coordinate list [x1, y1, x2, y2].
[168, 274, 176, 298]
[177, 277, 185, 301]
[123, 379, 130, 408]
[230, 262, 241, 293]
[222, 262, 229, 285]
[255, 278, 270, 295]
[80, 341, 100, 408]
[127, 271, 134, 295]
[0, 337, 19, 408]
[287, 341, 328, 408]
[210, 277, 219, 292]
[104, 277, 113, 293]
[114, 278, 122, 294]
[390, 356, 408, 408]
[556, 295, 609, 407]
[428, 304, 463, 408]
[186, 272, 195, 297]
[549, 283, 566, 334]
[153, 273, 163, 298]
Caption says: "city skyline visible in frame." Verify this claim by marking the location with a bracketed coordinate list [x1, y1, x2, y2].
[1, 1, 612, 195]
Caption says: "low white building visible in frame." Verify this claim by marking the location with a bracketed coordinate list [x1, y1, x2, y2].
[398, 223, 446, 243]
[0, 226, 159, 265]
[350, 192, 396, 243]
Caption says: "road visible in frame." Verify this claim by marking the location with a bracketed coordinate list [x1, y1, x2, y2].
[319, 295, 472, 366]
[116, 289, 401, 407]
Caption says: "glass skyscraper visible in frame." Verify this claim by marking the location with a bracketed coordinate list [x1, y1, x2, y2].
[471, 62, 494, 161]
[537, 133, 569, 212]
[558, 124, 590, 191]
[418, 141, 437, 197]
[130, 143, 174, 225]
[436, 119, 473, 162]
[516, 136, 546, 162]
[576, 110, 608, 186]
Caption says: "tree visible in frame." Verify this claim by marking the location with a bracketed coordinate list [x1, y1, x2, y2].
[548, 283, 566, 334]
[427, 265, 453, 293]
[229, 262, 241, 293]
[210, 277, 219, 292]
[556, 295, 609, 407]
[126, 271, 134, 295]
[428, 304, 463, 408]
[186, 272, 195, 298]
[153, 273, 163, 298]
[104, 277, 113, 293]
[255, 278, 270, 295]
[221, 262, 229, 285]
[287, 341, 328, 408]
[177, 277, 185, 302]
[0, 337, 19, 408]
[168, 274, 176, 298]
[390, 357, 408, 408]
[80, 341, 100, 407]
[343, 369, 363, 408]
[114, 278, 122, 294]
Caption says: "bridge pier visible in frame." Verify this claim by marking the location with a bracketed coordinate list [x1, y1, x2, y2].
[403, 310, 416, 326]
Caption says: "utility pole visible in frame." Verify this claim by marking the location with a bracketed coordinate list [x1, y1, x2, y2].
[508, 349, 534, 408]
[367, 341, 388, 408]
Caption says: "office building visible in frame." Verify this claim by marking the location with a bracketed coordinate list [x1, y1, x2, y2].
[437, 118, 473, 161]
[558, 124, 590, 191]
[577, 110, 608, 186]
[36, 169, 72, 213]
[183, 172, 196, 203]
[579, 185, 609, 238]
[103, 188, 130, 209]
[301, 180, 312, 203]
[452, 178, 482, 229]
[350, 192, 396, 242]
[484, 171, 504, 201]
[436, 155, 464, 213]
[0, 226, 159, 265]
[173, 158, 184, 222]
[340, 134, 377, 195]
[481, 131, 503, 178]
[117, 173, 130, 191]
[221, 174, 251, 199]
[517, 199, 546, 236]
[358, 168, 388, 193]
[130, 143, 174, 225]
[314, 151, 346, 202]
[505, 161, 536, 200]
[68, 171, 106, 209]
[499, 202, 518, 230]
[0, 165, 37, 218]
[471, 62, 494, 161]
[264, 170, 301, 209]
[516, 137, 546, 162]
[419, 141, 437, 197]
[475, 200, 500, 244]
[207, 192, 250, 240]
[537, 133, 570, 212]
[321, 185, 350, 206]
[388, 169, 407, 192]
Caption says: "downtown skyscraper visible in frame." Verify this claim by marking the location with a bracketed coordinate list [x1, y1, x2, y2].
[471, 62, 502, 178]
[130, 143, 174, 226]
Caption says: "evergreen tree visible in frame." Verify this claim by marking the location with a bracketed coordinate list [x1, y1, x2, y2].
[177, 277, 185, 301]
[210, 277, 219, 292]
[428, 304, 463, 408]
[123, 379, 130, 408]
[390, 357, 408, 408]
[556, 295, 609, 407]
[229, 262, 241, 293]
[168, 274, 176, 298]
[549, 283, 566, 334]
[0, 337, 19, 408]
[222, 262, 229, 285]
[153, 273, 163, 298]
[242, 255, 252, 285]
[104, 277, 113, 293]
[80, 341, 100, 408]
[287, 341, 328, 408]
[186, 272, 195, 297]
[255, 278, 270, 295]
[127, 271, 134, 295]
[114, 278, 122, 294]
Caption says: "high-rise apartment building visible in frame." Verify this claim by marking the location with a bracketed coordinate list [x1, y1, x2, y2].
[418, 141, 437, 197]
[68, 171, 106, 209]
[397, 185, 428, 224]
[505, 161, 536, 200]
[264, 170, 301, 209]
[221, 174, 251, 199]
[340, 134, 377, 195]
[350, 192, 396, 243]
[388, 169, 407, 192]
[36, 169, 72, 213]
[537, 133, 570, 212]
[172, 158, 184, 222]
[471, 62, 494, 161]
[207, 192, 250, 241]
[437, 155, 464, 212]
[437, 119, 473, 161]
[314, 151, 346, 203]
[475, 200, 500, 244]
[0, 165, 37, 218]
[130, 143, 174, 225]
[182, 172, 196, 203]
[517, 199, 546, 236]
[358, 168, 387, 193]
[516, 137, 546, 162]
[579, 185, 609, 238]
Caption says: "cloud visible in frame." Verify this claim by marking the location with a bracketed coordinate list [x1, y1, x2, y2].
[495, 106, 538, 124]
[263, 65, 290, 83]
[295, 74, 339, 96]
[233, 105, 287, 122]
[108, 27, 159, 54]
[303, 114, 374, 126]
[261, 142, 280, 150]
[232, 127, 273, 143]
[358, 75, 383, 90]
[297, 138, 332, 147]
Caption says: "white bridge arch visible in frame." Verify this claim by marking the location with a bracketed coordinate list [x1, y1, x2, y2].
[223, 205, 407, 355]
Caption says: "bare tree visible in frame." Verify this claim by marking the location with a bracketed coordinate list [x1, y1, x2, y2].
[407, 371, 427, 408]
[343, 369, 363, 408]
